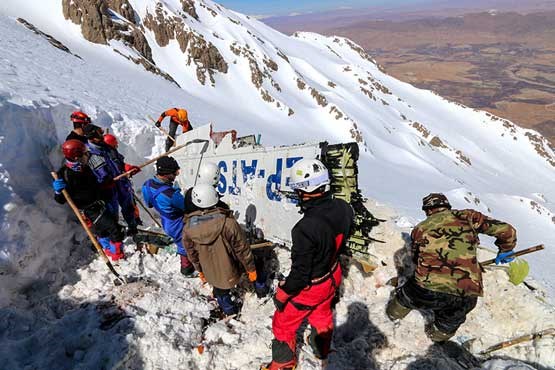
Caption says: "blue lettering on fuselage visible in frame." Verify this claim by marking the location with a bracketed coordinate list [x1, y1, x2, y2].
[216, 157, 304, 202]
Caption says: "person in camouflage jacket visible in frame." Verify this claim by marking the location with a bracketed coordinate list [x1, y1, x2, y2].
[386, 193, 517, 342]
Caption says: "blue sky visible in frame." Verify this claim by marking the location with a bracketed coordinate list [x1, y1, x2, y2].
[218, 0, 428, 17]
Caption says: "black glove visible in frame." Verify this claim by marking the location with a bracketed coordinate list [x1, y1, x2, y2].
[155, 121, 161, 128]
[273, 295, 287, 312]
[272, 286, 290, 312]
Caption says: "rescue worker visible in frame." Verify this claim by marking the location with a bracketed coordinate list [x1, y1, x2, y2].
[53, 140, 125, 261]
[184, 162, 228, 214]
[262, 158, 354, 370]
[184, 162, 270, 298]
[103, 133, 143, 228]
[103, 133, 118, 149]
[182, 184, 258, 316]
[154, 108, 193, 152]
[66, 111, 91, 143]
[386, 193, 517, 342]
[142, 156, 196, 277]
[83, 125, 140, 236]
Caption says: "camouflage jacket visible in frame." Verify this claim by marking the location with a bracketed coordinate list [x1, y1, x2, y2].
[411, 208, 516, 297]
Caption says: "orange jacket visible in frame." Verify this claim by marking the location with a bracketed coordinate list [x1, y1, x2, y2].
[156, 108, 192, 132]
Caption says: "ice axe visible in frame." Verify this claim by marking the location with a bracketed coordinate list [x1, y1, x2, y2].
[51, 172, 127, 286]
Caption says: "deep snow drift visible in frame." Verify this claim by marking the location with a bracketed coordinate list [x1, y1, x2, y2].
[0, 1, 554, 369]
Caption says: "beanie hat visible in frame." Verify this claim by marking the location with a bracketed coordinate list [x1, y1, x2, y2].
[156, 156, 180, 175]
[83, 124, 103, 140]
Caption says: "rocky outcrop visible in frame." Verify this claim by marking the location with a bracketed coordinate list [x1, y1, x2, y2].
[430, 136, 448, 149]
[411, 122, 430, 138]
[310, 88, 328, 107]
[144, 3, 227, 85]
[181, 0, 199, 20]
[525, 132, 555, 167]
[62, 0, 151, 61]
[17, 18, 81, 58]
[113, 49, 179, 87]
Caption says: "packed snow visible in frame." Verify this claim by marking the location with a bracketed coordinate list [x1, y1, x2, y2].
[0, 0, 554, 369]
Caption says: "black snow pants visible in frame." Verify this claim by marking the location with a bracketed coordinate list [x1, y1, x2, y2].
[165, 121, 179, 152]
[82, 201, 124, 242]
[396, 278, 478, 334]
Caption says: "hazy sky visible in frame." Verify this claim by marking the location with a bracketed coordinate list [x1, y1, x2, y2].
[218, 0, 429, 17]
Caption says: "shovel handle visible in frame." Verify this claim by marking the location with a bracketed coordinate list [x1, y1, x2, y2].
[51, 172, 125, 283]
[480, 244, 544, 266]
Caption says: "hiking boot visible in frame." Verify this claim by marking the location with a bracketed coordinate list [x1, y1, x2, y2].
[260, 361, 296, 370]
[254, 281, 270, 298]
[126, 225, 138, 236]
[425, 323, 455, 343]
[386, 295, 411, 321]
[306, 327, 333, 360]
[181, 265, 199, 278]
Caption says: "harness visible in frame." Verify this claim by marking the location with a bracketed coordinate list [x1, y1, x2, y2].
[145, 179, 181, 219]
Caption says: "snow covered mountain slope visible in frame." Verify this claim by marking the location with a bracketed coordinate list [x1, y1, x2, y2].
[1, 0, 554, 293]
[0, 1, 554, 368]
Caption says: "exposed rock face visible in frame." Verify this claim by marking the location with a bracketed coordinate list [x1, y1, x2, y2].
[181, 0, 199, 20]
[17, 18, 81, 58]
[310, 88, 328, 107]
[430, 136, 448, 148]
[61, 0, 194, 85]
[62, 0, 153, 62]
[525, 132, 555, 167]
[411, 122, 430, 138]
[144, 2, 227, 85]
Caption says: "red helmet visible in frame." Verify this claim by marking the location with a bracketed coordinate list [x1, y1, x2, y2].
[103, 133, 118, 148]
[70, 111, 91, 125]
[62, 139, 88, 160]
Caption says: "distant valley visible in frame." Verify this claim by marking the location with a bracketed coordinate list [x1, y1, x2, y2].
[266, 6, 555, 145]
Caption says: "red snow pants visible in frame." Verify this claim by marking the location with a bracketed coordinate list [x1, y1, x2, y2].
[272, 264, 342, 342]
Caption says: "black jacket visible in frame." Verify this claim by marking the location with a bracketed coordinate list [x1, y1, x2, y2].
[54, 165, 104, 209]
[183, 187, 229, 215]
[281, 194, 354, 295]
[65, 130, 88, 143]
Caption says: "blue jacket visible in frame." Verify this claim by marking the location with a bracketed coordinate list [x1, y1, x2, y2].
[87, 142, 121, 184]
[142, 177, 186, 255]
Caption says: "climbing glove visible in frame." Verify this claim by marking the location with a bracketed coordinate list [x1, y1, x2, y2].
[495, 250, 515, 265]
[53, 179, 67, 194]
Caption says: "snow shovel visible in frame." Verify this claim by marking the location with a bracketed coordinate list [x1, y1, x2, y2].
[479, 244, 544, 266]
[387, 244, 544, 288]
[51, 172, 127, 286]
[480, 244, 544, 285]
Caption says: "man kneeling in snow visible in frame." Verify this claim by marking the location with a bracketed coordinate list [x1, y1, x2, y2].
[182, 184, 258, 316]
[53, 139, 126, 261]
[386, 193, 517, 342]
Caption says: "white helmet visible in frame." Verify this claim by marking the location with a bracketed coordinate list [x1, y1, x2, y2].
[191, 184, 219, 208]
[289, 158, 330, 193]
[197, 162, 220, 186]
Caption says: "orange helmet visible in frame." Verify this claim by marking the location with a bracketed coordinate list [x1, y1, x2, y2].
[70, 111, 91, 125]
[177, 109, 188, 123]
[62, 139, 88, 161]
[103, 133, 118, 149]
